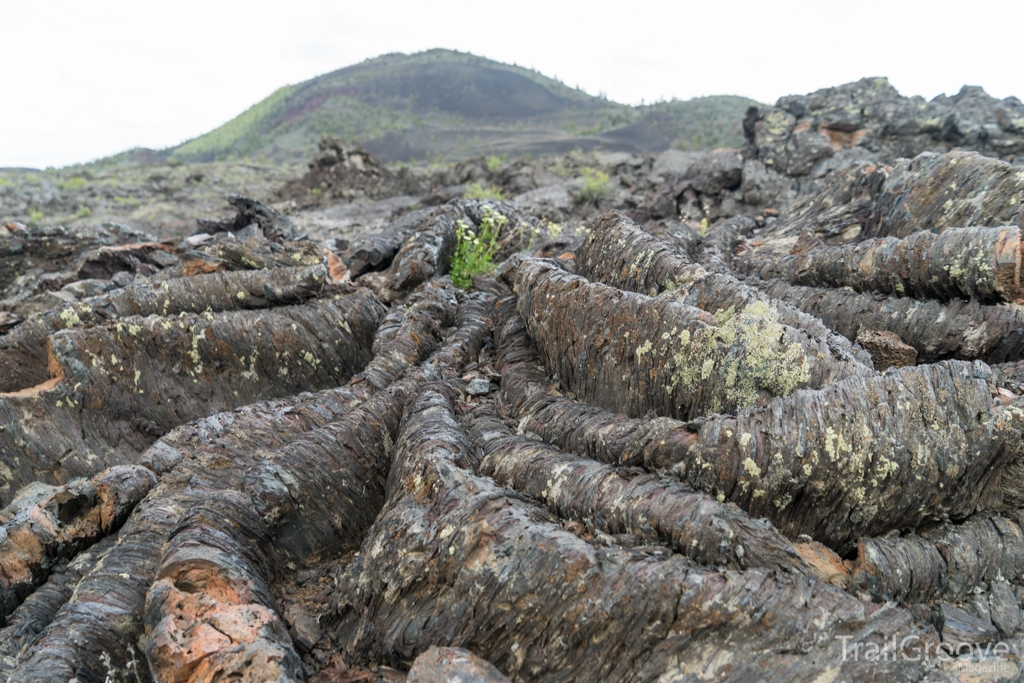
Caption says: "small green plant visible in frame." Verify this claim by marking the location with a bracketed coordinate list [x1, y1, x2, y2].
[564, 121, 603, 136]
[76, 206, 91, 219]
[485, 154, 507, 171]
[550, 163, 570, 178]
[28, 210, 44, 223]
[450, 208, 506, 289]
[575, 167, 611, 205]
[100, 644, 144, 683]
[547, 221, 564, 238]
[464, 181, 505, 200]
[61, 176, 88, 191]
[520, 222, 541, 252]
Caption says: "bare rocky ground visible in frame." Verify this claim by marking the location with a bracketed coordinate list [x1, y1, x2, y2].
[3, 79, 1024, 682]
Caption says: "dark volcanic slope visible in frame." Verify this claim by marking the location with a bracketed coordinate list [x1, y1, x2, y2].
[168, 49, 758, 163]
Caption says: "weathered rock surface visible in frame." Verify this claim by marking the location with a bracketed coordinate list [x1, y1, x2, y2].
[6, 77, 1024, 683]
[744, 77, 1024, 178]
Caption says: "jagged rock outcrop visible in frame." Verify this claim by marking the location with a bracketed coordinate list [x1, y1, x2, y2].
[744, 77, 1024, 178]
[628, 80, 1024, 228]
[196, 194, 296, 242]
[277, 135, 423, 207]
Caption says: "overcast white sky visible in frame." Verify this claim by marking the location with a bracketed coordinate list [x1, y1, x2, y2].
[2, 0, 1022, 168]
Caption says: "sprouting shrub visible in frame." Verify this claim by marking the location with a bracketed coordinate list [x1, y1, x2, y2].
[520, 222, 541, 252]
[464, 181, 505, 200]
[76, 206, 91, 219]
[575, 167, 611, 205]
[100, 645, 144, 683]
[450, 207, 506, 289]
[61, 177, 88, 191]
[486, 154, 508, 171]
[28, 210, 44, 223]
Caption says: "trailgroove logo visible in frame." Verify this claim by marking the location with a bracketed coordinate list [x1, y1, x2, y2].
[837, 634, 1017, 673]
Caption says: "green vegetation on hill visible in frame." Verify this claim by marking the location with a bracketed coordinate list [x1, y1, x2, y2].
[656, 96, 760, 150]
[174, 84, 297, 159]
[161, 49, 759, 164]
[559, 96, 755, 150]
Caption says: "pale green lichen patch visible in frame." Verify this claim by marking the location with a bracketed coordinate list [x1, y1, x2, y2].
[242, 350, 260, 381]
[875, 453, 900, 480]
[763, 110, 795, 136]
[970, 247, 992, 274]
[946, 256, 965, 278]
[823, 426, 852, 463]
[741, 457, 761, 478]
[187, 326, 206, 374]
[773, 493, 793, 511]
[713, 306, 736, 326]
[635, 340, 653, 362]
[671, 301, 810, 409]
[60, 308, 81, 327]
